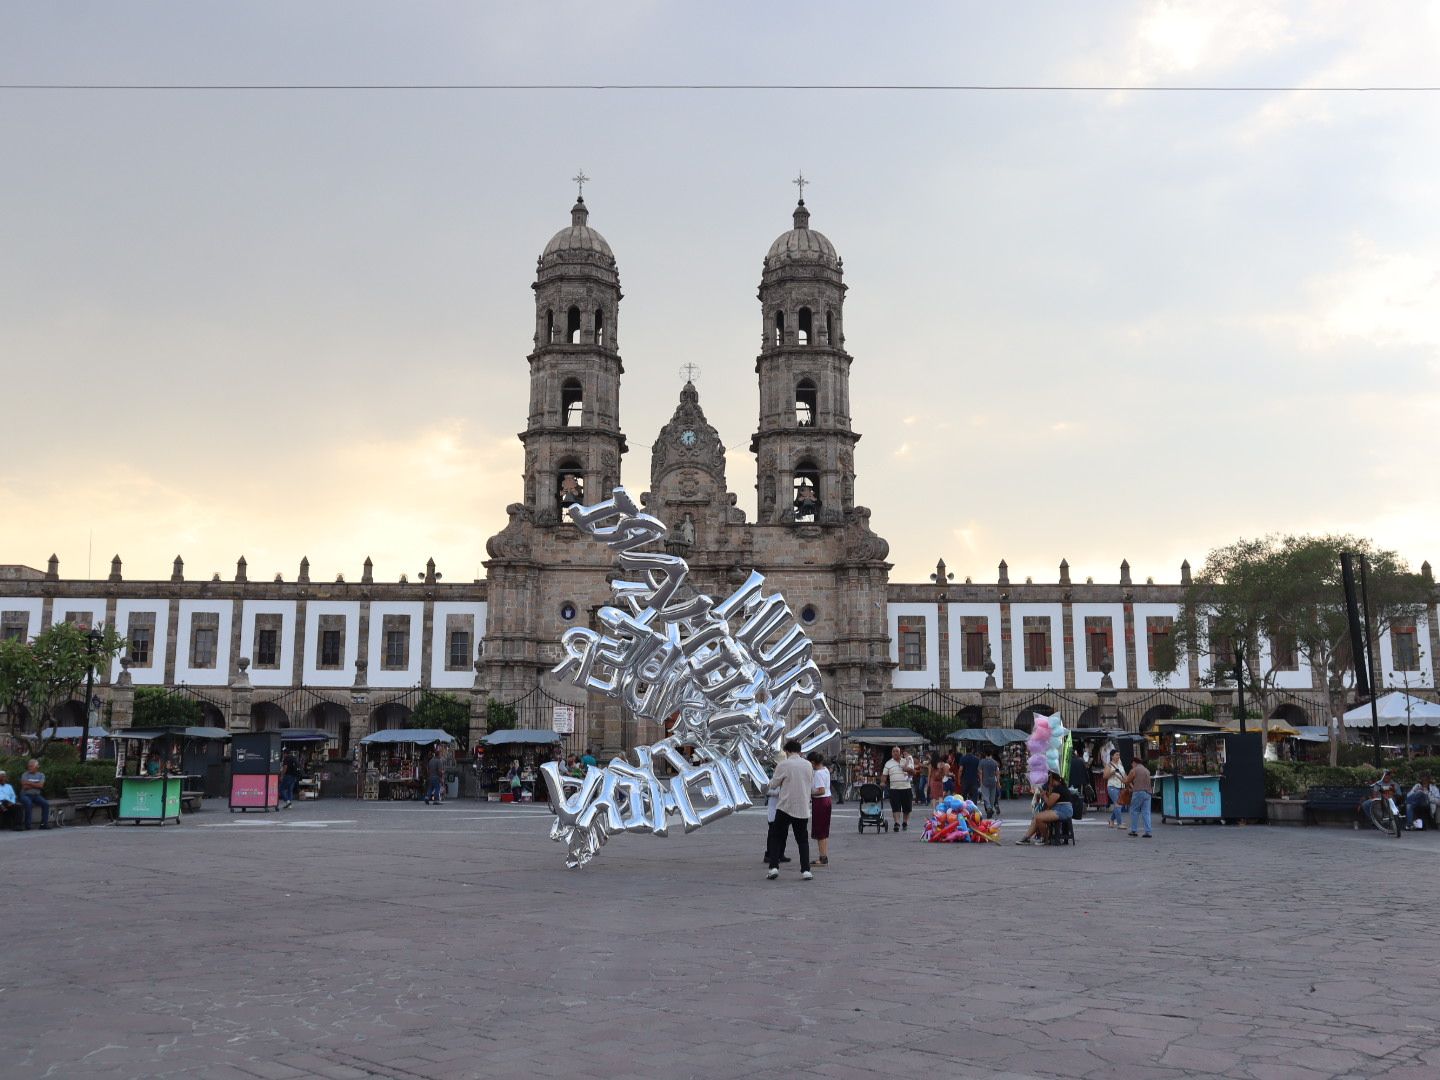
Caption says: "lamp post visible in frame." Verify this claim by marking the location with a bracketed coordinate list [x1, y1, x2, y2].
[80, 626, 102, 762]
[1234, 645, 1247, 735]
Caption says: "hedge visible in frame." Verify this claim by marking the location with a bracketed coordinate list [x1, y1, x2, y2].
[1264, 757, 1440, 798]
[1, 754, 117, 796]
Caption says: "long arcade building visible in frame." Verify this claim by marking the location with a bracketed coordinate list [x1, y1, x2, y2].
[4, 198, 1438, 755]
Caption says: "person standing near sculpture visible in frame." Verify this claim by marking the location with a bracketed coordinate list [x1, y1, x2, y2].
[808, 751, 832, 866]
[766, 740, 814, 880]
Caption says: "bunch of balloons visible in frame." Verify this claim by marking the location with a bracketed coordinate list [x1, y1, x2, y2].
[1026, 713, 1068, 785]
[921, 795, 1001, 843]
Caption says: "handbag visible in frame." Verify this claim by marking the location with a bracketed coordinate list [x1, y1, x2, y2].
[1118, 786, 1132, 808]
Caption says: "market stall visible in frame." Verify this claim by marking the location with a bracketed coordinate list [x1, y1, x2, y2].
[278, 729, 330, 801]
[480, 729, 563, 802]
[358, 729, 456, 801]
[112, 730, 191, 824]
[34, 725, 114, 761]
[1152, 720, 1265, 823]
[840, 727, 925, 802]
[230, 731, 282, 811]
[947, 728, 1030, 798]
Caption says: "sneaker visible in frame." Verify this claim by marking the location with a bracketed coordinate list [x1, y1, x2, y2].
[801, 871, 814, 881]
[766, 868, 779, 880]
[1014, 837, 1032, 845]
[1142, 834, 1153, 838]
[901, 822, 908, 831]
[1128, 832, 1138, 837]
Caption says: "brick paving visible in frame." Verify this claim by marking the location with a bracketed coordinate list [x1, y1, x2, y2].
[3, 799, 1438, 1079]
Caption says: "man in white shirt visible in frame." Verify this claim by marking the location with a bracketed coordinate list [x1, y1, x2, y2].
[0, 769, 16, 829]
[766, 739, 814, 880]
[881, 746, 915, 832]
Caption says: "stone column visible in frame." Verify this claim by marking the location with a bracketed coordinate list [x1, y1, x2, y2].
[981, 651, 1001, 727]
[1209, 687, 1234, 726]
[228, 659, 253, 733]
[110, 662, 135, 730]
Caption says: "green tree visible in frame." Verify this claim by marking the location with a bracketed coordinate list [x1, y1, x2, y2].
[0, 622, 126, 754]
[406, 691, 471, 747]
[1170, 534, 1428, 765]
[132, 687, 203, 730]
[485, 698, 517, 732]
[879, 704, 952, 746]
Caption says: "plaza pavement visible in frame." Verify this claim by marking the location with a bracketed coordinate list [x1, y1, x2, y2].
[3, 797, 1438, 1080]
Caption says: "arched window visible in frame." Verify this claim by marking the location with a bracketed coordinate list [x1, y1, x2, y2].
[546, 309, 555, 343]
[825, 310, 834, 345]
[567, 306, 582, 344]
[798, 307, 812, 346]
[795, 378, 817, 427]
[774, 310, 785, 347]
[793, 461, 820, 521]
[557, 462, 584, 513]
[594, 307, 605, 347]
[561, 378, 583, 427]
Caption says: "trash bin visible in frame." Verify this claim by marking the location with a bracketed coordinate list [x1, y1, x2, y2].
[447, 775, 460, 800]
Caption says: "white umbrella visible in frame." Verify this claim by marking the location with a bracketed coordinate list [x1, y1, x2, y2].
[1342, 692, 1440, 728]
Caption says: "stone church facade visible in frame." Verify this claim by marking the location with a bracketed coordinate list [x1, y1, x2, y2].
[3, 197, 1438, 752]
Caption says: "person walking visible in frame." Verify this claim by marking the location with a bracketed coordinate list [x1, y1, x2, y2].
[881, 746, 914, 832]
[978, 750, 1001, 816]
[766, 740, 814, 880]
[927, 752, 947, 806]
[279, 751, 301, 809]
[506, 761, 523, 803]
[913, 755, 930, 806]
[424, 747, 446, 805]
[809, 752, 832, 866]
[1126, 757, 1153, 838]
[1105, 750, 1128, 829]
[957, 745, 981, 802]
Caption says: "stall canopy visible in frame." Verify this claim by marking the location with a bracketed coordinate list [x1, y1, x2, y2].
[1291, 725, 1331, 743]
[359, 729, 457, 745]
[481, 729, 562, 746]
[1154, 718, 1226, 735]
[1342, 692, 1440, 729]
[1224, 718, 1299, 739]
[116, 727, 231, 741]
[846, 727, 926, 747]
[946, 728, 1029, 746]
[277, 729, 331, 743]
[34, 725, 110, 740]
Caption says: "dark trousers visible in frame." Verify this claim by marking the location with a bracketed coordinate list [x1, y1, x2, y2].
[20, 792, 49, 828]
[766, 810, 810, 871]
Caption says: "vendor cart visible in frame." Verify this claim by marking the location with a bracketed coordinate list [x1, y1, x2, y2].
[480, 728, 563, 801]
[358, 729, 456, 801]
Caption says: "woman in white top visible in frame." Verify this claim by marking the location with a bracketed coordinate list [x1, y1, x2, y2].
[808, 752, 833, 865]
[1105, 750, 1128, 829]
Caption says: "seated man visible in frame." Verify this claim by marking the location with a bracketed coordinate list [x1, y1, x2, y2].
[19, 758, 50, 831]
[0, 769, 18, 829]
[1405, 773, 1439, 829]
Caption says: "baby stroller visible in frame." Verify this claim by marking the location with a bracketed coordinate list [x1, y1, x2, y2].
[857, 783, 889, 833]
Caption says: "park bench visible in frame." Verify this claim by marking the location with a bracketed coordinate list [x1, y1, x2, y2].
[180, 791, 203, 813]
[65, 785, 119, 825]
[1302, 786, 1370, 826]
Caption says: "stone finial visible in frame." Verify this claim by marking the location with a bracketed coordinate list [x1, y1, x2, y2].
[171, 555, 184, 583]
[998, 559, 1009, 586]
[335, 573, 345, 583]
[273, 572, 283, 583]
[298, 557, 310, 584]
[571, 196, 588, 227]
[362, 557, 374, 585]
[353, 656, 368, 689]
[210, 572, 221, 582]
[424, 558, 438, 585]
[1422, 560, 1433, 582]
[982, 644, 997, 689]
[109, 555, 122, 583]
[1099, 649, 1115, 689]
[235, 556, 247, 583]
[1180, 559, 1192, 586]
[46, 554, 59, 580]
[930, 558, 953, 585]
[1059, 559, 1070, 586]
[117, 655, 133, 686]
[1119, 559, 1131, 586]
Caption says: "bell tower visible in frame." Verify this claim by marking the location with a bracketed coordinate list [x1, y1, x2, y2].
[520, 191, 626, 525]
[751, 194, 858, 525]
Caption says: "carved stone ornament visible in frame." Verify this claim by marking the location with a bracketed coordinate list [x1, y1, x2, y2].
[842, 506, 891, 563]
[485, 502, 535, 558]
[651, 381, 727, 488]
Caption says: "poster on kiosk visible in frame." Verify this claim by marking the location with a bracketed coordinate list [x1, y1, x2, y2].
[230, 731, 282, 812]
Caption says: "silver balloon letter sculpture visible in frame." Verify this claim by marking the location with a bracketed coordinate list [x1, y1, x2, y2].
[541, 487, 840, 867]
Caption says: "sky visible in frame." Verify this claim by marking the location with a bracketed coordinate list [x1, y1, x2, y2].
[1, 1, 1438, 588]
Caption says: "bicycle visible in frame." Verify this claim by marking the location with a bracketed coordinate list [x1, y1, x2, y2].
[1361, 770, 1403, 839]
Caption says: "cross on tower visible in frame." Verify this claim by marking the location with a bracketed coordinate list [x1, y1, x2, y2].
[792, 171, 808, 202]
[678, 363, 702, 384]
[573, 170, 590, 198]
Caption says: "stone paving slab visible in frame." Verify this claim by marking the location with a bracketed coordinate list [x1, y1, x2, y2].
[2, 799, 1437, 1079]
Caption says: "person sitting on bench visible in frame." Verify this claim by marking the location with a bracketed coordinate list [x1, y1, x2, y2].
[0, 769, 18, 829]
[1406, 773, 1439, 830]
[19, 759, 51, 831]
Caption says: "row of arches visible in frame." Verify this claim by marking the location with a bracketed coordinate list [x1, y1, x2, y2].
[1011, 701, 1315, 732]
[546, 306, 607, 347]
[772, 307, 835, 347]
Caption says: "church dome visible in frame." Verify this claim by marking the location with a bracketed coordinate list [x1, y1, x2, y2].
[542, 198, 614, 260]
[764, 201, 838, 267]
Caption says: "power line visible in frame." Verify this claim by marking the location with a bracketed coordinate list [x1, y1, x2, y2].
[1, 82, 1438, 93]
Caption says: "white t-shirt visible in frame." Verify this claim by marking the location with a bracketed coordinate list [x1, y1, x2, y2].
[812, 767, 831, 799]
[882, 758, 910, 789]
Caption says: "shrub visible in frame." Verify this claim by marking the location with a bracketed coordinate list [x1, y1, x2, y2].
[1, 754, 116, 795]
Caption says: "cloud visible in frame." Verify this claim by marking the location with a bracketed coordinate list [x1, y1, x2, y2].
[892, 442, 912, 459]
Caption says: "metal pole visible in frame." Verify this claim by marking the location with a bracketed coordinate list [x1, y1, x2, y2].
[1358, 555, 1383, 769]
[1234, 646, 1247, 735]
